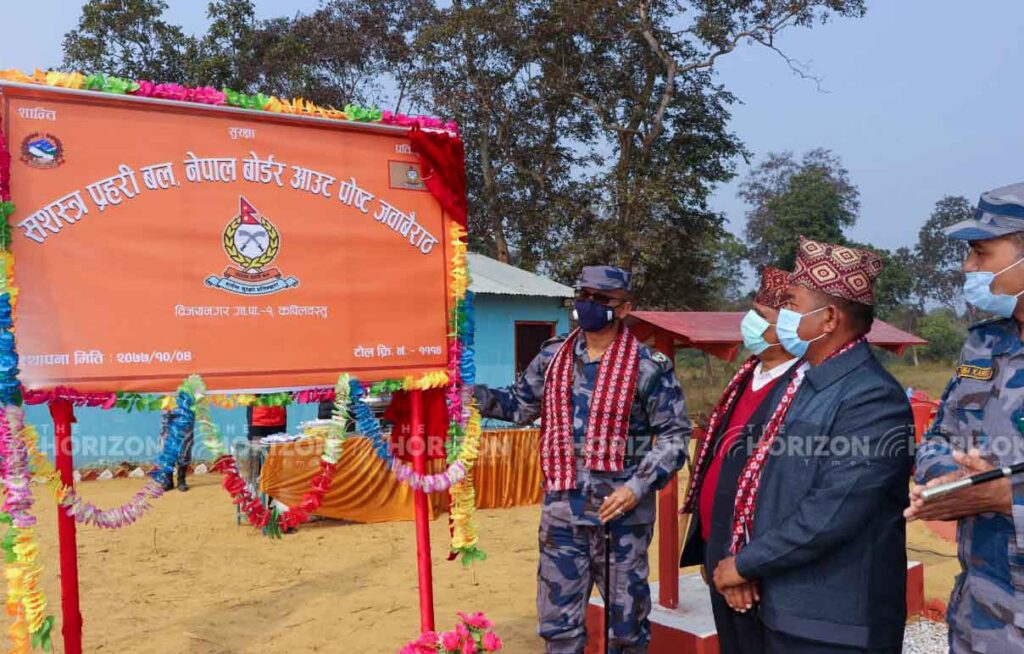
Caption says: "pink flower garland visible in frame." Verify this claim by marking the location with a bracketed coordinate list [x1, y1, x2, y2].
[0, 408, 35, 528]
[60, 481, 165, 529]
[392, 459, 467, 494]
[132, 82, 227, 105]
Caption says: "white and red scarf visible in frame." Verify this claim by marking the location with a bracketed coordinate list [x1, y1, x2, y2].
[540, 326, 641, 491]
[730, 336, 865, 553]
[680, 356, 760, 514]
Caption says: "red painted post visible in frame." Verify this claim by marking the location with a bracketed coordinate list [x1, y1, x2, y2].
[410, 389, 435, 632]
[654, 330, 679, 609]
[48, 399, 83, 654]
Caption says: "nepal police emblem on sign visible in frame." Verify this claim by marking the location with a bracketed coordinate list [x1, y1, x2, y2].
[205, 196, 299, 295]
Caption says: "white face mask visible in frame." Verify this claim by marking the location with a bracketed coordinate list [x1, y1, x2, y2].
[740, 309, 778, 355]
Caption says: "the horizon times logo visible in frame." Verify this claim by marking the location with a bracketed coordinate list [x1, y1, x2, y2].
[32, 423, 1018, 467]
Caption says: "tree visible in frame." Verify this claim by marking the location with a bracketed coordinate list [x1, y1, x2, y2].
[413, 0, 586, 268]
[62, 0, 195, 82]
[536, 1, 866, 307]
[188, 0, 261, 91]
[848, 243, 914, 320]
[917, 308, 967, 363]
[915, 195, 971, 310]
[706, 232, 750, 308]
[60, 0, 869, 309]
[741, 149, 860, 271]
[260, 0, 431, 109]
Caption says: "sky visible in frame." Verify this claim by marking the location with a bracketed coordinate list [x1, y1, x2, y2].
[1, 0, 1022, 254]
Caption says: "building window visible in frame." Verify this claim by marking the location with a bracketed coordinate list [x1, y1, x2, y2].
[515, 321, 556, 376]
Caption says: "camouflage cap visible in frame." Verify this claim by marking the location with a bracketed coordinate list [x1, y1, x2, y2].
[944, 182, 1024, 240]
[576, 265, 633, 293]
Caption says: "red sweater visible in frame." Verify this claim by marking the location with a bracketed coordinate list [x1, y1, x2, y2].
[698, 378, 776, 541]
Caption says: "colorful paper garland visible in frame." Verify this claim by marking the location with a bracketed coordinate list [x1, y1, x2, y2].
[0, 69, 459, 135]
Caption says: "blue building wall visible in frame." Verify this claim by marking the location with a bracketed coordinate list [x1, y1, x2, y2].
[474, 294, 571, 390]
[21, 292, 567, 466]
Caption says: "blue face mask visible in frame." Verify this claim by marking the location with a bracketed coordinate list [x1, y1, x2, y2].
[573, 300, 616, 332]
[740, 309, 778, 355]
[963, 256, 1024, 318]
[775, 307, 827, 358]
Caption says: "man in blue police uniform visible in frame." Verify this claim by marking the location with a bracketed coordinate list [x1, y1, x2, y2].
[473, 265, 689, 654]
[907, 182, 1024, 653]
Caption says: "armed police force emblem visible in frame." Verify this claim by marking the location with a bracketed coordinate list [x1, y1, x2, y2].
[20, 133, 64, 169]
[205, 196, 299, 295]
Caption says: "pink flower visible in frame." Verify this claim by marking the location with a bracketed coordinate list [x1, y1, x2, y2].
[399, 631, 439, 654]
[455, 623, 471, 640]
[189, 86, 226, 105]
[132, 80, 156, 97]
[415, 631, 439, 648]
[152, 83, 188, 101]
[482, 632, 503, 651]
[461, 640, 476, 654]
[439, 631, 462, 651]
[458, 612, 493, 630]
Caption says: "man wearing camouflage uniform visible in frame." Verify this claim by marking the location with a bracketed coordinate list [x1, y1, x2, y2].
[908, 183, 1024, 653]
[474, 265, 689, 654]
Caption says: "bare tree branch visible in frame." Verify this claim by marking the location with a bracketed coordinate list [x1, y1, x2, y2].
[750, 35, 827, 92]
[638, 1, 676, 149]
[571, 91, 639, 135]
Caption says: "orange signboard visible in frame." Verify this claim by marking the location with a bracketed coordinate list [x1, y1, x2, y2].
[2, 86, 453, 392]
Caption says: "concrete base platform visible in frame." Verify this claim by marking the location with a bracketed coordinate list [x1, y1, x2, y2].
[584, 562, 925, 654]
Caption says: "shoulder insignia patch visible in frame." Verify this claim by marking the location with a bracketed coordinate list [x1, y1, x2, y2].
[652, 352, 669, 364]
[957, 364, 994, 381]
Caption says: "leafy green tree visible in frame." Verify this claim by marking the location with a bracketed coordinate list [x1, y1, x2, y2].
[914, 195, 971, 310]
[741, 149, 859, 271]
[413, 0, 585, 268]
[846, 243, 915, 321]
[535, 1, 866, 307]
[62, 0, 194, 82]
[917, 308, 967, 363]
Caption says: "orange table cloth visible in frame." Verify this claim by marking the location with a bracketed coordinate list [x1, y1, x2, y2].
[260, 429, 544, 523]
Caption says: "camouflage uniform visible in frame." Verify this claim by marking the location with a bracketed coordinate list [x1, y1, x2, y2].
[475, 332, 689, 653]
[915, 317, 1024, 653]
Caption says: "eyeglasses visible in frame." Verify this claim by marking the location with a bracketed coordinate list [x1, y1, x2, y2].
[576, 290, 627, 307]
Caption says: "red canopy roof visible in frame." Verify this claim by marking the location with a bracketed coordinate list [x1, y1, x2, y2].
[625, 311, 927, 362]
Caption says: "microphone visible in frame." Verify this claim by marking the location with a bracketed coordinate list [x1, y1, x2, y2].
[921, 462, 1024, 502]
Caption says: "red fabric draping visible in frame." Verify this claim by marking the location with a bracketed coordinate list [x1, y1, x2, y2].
[251, 406, 286, 427]
[384, 388, 450, 462]
[408, 126, 467, 228]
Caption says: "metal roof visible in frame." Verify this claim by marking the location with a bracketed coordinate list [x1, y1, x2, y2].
[468, 252, 574, 298]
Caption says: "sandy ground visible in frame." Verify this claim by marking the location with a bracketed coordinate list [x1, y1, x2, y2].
[18, 470, 957, 654]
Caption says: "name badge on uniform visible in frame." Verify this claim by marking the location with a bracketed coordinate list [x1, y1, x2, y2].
[957, 364, 994, 381]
